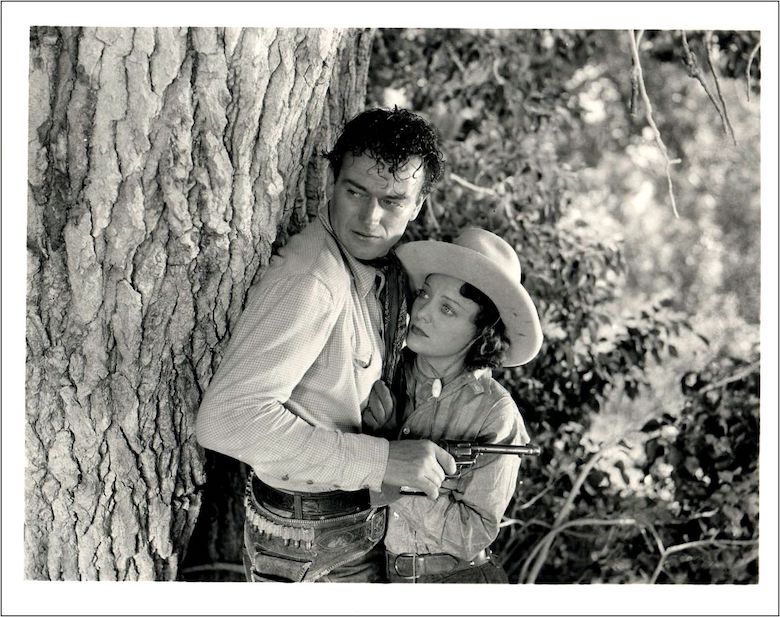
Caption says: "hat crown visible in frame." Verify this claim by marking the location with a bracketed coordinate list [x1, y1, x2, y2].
[453, 228, 521, 283]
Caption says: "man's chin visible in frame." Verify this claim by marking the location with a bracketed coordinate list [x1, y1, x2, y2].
[348, 242, 389, 261]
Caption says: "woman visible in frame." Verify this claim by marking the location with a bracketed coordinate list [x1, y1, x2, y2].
[365, 227, 543, 583]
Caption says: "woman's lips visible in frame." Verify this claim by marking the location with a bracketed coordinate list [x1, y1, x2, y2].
[410, 324, 428, 337]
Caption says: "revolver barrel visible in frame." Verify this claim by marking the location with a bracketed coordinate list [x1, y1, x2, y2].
[471, 443, 542, 456]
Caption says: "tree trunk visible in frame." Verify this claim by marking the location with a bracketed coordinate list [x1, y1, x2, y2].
[26, 26, 373, 581]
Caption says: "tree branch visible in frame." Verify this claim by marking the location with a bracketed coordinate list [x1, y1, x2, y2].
[515, 481, 555, 512]
[704, 31, 737, 145]
[680, 31, 734, 146]
[699, 361, 759, 393]
[519, 516, 639, 583]
[628, 30, 681, 218]
[746, 39, 761, 102]
[500, 517, 551, 530]
[520, 440, 625, 583]
[450, 172, 498, 198]
[680, 32, 723, 115]
[649, 538, 757, 584]
[647, 524, 667, 556]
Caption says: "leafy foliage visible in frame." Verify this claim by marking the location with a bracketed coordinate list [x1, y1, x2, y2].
[367, 28, 760, 583]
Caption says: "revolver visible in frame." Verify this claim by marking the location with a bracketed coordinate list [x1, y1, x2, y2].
[400, 439, 542, 495]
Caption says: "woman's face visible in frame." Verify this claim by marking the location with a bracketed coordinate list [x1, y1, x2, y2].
[405, 274, 480, 362]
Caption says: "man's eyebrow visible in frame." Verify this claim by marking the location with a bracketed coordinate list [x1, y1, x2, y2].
[344, 179, 407, 199]
[344, 179, 369, 191]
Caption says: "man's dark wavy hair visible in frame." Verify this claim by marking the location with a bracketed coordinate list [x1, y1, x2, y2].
[460, 283, 511, 371]
[324, 107, 445, 196]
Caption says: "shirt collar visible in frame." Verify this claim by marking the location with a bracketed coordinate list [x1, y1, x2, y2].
[407, 360, 489, 401]
[319, 207, 380, 299]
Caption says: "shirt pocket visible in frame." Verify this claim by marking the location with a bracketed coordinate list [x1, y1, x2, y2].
[349, 299, 375, 370]
[351, 336, 374, 370]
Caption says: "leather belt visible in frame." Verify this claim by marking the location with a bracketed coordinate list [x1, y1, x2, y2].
[252, 475, 370, 520]
[388, 548, 492, 579]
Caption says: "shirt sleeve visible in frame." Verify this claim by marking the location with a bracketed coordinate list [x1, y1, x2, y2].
[389, 396, 526, 560]
[195, 271, 389, 491]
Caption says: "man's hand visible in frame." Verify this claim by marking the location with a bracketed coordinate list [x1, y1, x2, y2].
[363, 380, 397, 435]
[383, 440, 457, 500]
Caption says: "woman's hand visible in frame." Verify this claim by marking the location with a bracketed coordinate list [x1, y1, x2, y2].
[362, 380, 398, 435]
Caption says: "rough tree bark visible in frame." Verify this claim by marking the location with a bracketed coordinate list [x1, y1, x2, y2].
[26, 26, 373, 581]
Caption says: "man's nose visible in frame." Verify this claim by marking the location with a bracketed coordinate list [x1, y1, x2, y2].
[359, 198, 382, 226]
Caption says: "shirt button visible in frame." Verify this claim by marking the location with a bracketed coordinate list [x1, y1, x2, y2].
[281, 474, 289, 481]
[306, 480, 314, 485]
[392, 512, 399, 519]
[402, 427, 410, 435]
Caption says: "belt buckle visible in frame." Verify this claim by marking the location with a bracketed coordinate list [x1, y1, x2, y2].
[394, 553, 422, 579]
[366, 508, 386, 543]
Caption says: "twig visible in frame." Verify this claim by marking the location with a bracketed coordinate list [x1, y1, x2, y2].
[746, 39, 761, 102]
[681, 31, 735, 145]
[450, 172, 498, 198]
[520, 440, 623, 583]
[492, 57, 507, 86]
[515, 481, 555, 511]
[519, 516, 639, 583]
[629, 30, 645, 118]
[647, 524, 667, 556]
[628, 30, 682, 218]
[649, 538, 757, 584]
[499, 484, 556, 528]
[704, 31, 737, 145]
[500, 517, 551, 530]
[732, 547, 759, 570]
[444, 41, 466, 75]
[630, 68, 639, 118]
[698, 361, 759, 393]
[680, 32, 724, 120]
[687, 508, 719, 520]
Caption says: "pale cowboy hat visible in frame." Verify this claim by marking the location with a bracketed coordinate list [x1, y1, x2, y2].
[396, 227, 543, 367]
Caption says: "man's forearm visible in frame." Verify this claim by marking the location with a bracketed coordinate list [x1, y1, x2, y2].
[197, 395, 389, 491]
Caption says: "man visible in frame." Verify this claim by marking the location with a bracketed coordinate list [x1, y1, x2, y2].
[196, 108, 456, 582]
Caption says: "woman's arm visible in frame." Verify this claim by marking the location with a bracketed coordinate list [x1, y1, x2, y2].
[389, 396, 528, 560]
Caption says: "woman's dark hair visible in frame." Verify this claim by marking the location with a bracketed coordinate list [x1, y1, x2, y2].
[324, 107, 445, 196]
[459, 283, 511, 371]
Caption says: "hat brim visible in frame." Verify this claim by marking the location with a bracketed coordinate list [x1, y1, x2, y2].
[397, 240, 543, 367]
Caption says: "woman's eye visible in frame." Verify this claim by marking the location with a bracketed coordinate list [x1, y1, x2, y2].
[417, 289, 429, 299]
[442, 305, 455, 316]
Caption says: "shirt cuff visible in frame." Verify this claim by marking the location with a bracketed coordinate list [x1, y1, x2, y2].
[345, 433, 389, 492]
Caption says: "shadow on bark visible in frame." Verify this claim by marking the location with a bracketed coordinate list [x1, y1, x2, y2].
[179, 452, 249, 581]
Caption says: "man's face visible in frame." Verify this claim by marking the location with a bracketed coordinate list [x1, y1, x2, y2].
[329, 153, 426, 260]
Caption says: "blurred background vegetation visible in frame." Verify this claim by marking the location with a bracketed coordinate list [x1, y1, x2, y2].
[367, 29, 760, 583]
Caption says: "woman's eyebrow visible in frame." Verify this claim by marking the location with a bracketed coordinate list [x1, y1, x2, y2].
[441, 294, 465, 309]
